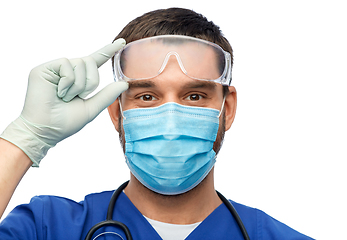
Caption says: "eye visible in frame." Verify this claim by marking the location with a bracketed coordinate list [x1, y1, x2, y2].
[186, 94, 202, 101]
[139, 94, 157, 101]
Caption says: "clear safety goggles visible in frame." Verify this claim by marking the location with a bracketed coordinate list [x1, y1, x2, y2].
[113, 35, 232, 86]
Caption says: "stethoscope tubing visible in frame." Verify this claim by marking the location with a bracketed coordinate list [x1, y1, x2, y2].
[84, 181, 250, 240]
[84, 181, 132, 240]
[217, 191, 250, 240]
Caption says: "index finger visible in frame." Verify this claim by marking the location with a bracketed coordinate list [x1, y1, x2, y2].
[88, 38, 126, 68]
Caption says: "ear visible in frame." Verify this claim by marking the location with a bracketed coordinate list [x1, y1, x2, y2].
[224, 86, 237, 131]
[107, 98, 121, 132]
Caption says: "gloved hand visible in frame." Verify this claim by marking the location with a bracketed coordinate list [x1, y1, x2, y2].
[0, 39, 128, 167]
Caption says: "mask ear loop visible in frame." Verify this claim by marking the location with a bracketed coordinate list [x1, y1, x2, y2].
[218, 96, 226, 118]
[118, 97, 126, 120]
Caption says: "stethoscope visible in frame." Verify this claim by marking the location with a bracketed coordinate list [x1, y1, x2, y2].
[84, 181, 250, 240]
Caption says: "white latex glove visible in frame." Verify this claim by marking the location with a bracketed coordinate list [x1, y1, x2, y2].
[0, 39, 128, 167]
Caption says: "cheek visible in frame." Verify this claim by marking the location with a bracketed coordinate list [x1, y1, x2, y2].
[118, 114, 126, 153]
[213, 111, 226, 154]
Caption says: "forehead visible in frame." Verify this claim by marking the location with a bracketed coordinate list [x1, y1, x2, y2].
[121, 38, 221, 80]
[124, 37, 216, 56]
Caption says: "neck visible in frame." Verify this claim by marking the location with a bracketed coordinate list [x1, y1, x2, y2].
[123, 168, 222, 225]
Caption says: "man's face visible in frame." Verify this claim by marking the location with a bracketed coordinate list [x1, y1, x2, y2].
[116, 55, 229, 154]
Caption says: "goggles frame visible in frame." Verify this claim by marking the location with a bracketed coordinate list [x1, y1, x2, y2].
[113, 35, 232, 86]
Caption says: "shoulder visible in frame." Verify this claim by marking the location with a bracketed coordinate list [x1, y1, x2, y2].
[0, 190, 114, 239]
[29, 190, 115, 221]
[229, 200, 314, 240]
[22, 190, 113, 213]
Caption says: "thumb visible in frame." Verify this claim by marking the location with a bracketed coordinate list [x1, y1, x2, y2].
[84, 81, 128, 122]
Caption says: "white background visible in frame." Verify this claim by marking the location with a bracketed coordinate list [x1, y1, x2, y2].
[1, 1, 346, 239]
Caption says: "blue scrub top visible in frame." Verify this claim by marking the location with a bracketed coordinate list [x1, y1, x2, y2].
[0, 190, 313, 239]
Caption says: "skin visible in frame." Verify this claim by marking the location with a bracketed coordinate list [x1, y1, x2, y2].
[107, 56, 237, 224]
[0, 139, 32, 219]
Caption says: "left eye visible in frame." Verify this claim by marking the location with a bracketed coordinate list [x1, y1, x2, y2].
[140, 94, 157, 101]
[186, 94, 202, 101]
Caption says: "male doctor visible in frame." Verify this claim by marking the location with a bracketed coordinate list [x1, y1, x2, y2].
[0, 8, 313, 239]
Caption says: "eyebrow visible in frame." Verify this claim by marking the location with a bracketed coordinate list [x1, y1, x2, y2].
[128, 80, 156, 89]
[181, 81, 217, 90]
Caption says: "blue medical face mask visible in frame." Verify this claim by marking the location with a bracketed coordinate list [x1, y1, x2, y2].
[121, 102, 223, 195]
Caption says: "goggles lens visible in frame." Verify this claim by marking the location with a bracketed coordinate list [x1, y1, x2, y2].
[113, 35, 232, 86]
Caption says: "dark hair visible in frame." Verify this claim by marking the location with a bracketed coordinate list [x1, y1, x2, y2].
[112, 8, 232, 95]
